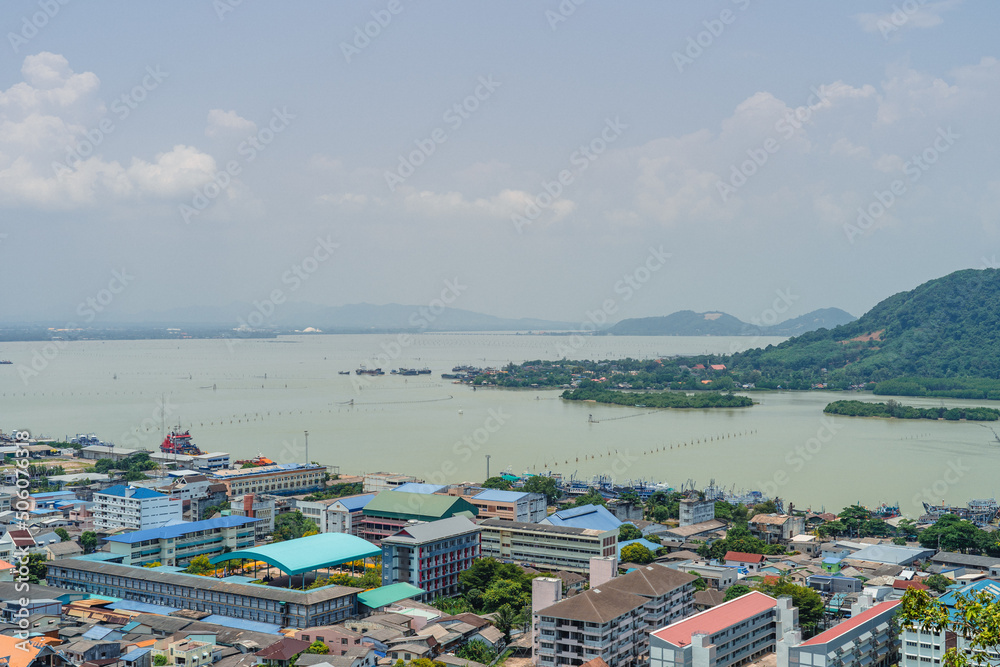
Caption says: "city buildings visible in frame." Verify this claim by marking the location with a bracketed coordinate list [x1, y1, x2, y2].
[649, 592, 798, 667]
[899, 580, 1000, 667]
[92, 485, 183, 531]
[103, 516, 258, 566]
[779, 598, 899, 667]
[480, 519, 618, 573]
[210, 463, 328, 496]
[679, 499, 716, 527]
[294, 493, 376, 535]
[542, 504, 623, 532]
[380, 516, 481, 601]
[358, 491, 477, 543]
[231, 493, 277, 541]
[749, 514, 806, 543]
[362, 472, 423, 493]
[468, 489, 547, 523]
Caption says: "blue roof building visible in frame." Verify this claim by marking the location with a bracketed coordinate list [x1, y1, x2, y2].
[541, 504, 623, 532]
[392, 483, 447, 494]
[103, 516, 258, 567]
[93, 484, 184, 532]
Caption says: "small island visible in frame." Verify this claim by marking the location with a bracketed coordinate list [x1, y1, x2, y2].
[561, 385, 753, 409]
[823, 399, 1000, 421]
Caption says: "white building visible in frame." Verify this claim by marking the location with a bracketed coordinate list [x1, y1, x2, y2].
[231, 493, 276, 540]
[679, 499, 716, 527]
[900, 580, 1000, 667]
[779, 597, 899, 667]
[92, 484, 183, 531]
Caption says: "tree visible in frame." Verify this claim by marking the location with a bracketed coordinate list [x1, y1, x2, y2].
[688, 572, 707, 591]
[838, 505, 873, 536]
[522, 476, 560, 505]
[185, 554, 214, 575]
[273, 511, 318, 542]
[724, 584, 752, 602]
[55, 528, 70, 542]
[154, 656, 168, 666]
[457, 640, 497, 664]
[482, 476, 512, 490]
[482, 579, 528, 612]
[80, 531, 98, 554]
[122, 469, 149, 482]
[621, 543, 654, 564]
[897, 586, 1000, 667]
[94, 458, 116, 474]
[618, 524, 643, 542]
[572, 489, 607, 507]
[492, 603, 517, 641]
[756, 577, 824, 632]
[919, 514, 985, 554]
[924, 574, 953, 594]
[752, 500, 778, 516]
[24, 553, 47, 583]
[143, 561, 162, 568]
[305, 641, 329, 655]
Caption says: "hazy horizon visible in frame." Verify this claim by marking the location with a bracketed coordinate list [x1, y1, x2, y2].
[2, 2, 998, 326]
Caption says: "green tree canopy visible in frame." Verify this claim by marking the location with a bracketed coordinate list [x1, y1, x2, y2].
[185, 554, 214, 575]
[724, 584, 752, 602]
[924, 574, 953, 594]
[756, 577, 824, 633]
[482, 476, 512, 490]
[55, 527, 70, 542]
[80, 531, 98, 554]
[482, 579, 528, 613]
[305, 641, 329, 655]
[521, 476, 560, 505]
[273, 511, 318, 542]
[621, 543, 654, 564]
[618, 524, 643, 542]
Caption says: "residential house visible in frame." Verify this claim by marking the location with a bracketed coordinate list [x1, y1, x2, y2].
[749, 514, 805, 543]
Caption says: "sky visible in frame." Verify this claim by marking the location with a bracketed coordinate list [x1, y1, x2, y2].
[1, 1, 999, 325]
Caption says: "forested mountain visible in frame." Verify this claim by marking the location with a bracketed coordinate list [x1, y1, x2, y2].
[605, 308, 855, 336]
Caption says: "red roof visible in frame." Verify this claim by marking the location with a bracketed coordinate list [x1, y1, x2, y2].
[893, 579, 928, 591]
[725, 551, 765, 564]
[799, 600, 900, 646]
[710, 364, 726, 370]
[652, 591, 777, 647]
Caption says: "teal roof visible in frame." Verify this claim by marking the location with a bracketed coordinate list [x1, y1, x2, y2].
[210, 532, 380, 575]
[357, 582, 424, 609]
[362, 491, 478, 521]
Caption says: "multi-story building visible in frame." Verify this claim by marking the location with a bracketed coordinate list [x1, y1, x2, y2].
[210, 463, 328, 496]
[469, 489, 547, 523]
[46, 558, 360, 628]
[532, 563, 696, 667]
[294, 493, 376, 535]
[479, 519, 618, 573]
[231, 493, 277, 541]
[103, 516, 258, 566]
[541, 504, 623, 532]
[363, 472, 423, 493]
[381, 516, 481, 601]
[93, 485, 183, 531]
[154, 637, 217, 667]
[779, 598, 899, 667]
[899, 580, 1000, 667]
[649, 592, 798, 667]
[679, 499, 716, 527]
[188, 452, 231, 472]
[358, 491, 477, 543]
[155, 475, 229, 521]
[749, 514, 806, 543]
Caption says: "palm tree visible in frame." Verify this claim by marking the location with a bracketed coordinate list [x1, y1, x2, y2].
[493, 604, 517, 642]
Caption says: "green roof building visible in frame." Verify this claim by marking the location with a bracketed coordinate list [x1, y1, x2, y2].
[359, 491, 477, 543]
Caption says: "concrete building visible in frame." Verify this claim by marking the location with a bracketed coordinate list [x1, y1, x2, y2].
[469, 489, 547, 523]
[46, 558, 361, 628]
[103, 516, 258, 566]
[662, 562, 737, 591]
[679, 499, 716, 527]
[480, 518, 618, 573]
[749, 514, 806, 543]
[93, 484, 183, 531]
[533, 560, 697, 667]
[188, 452, 231, 472]
[380, 516, 481, 601]
[210, 463, 328, 496]
[362, 472, 422, 493]
[779, 598, 899, 667]
[900, 580, 1000, 667]
[649, 592, 798, 667]
[359, 492, 477, 543]
[231, 493, 277, 541]
[723, 551, 764, 573]
[155, 475, 229, 521]
[294, 494, 376, 535]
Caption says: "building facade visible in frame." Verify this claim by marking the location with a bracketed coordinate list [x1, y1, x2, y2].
[93, 485, 183, 531]
[480, 519, 618, 574]
[231, 494, 277, 541]
[749, 514, 806, 543]
[679, 499, 716, 527]
[362, 472, 422, 493]
[899, 581, 1000, 667]
[779, 599, 899, 667]
[294, 494, 375, 535]
[103, 516, 258, 566]
[358, 492, 477, 544]
[46, 558, 359, 628]
[470, 489, 547, 523]
[649, 592, 798, 667]
[210, 463, 328, 496]
[380, 516, 481, 601]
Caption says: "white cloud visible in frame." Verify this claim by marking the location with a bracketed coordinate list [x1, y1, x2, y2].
[856, 0, 961, 37]
[205, 108, 256, 138]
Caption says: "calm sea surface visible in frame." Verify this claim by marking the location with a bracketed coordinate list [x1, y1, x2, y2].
[3, 333, 998, 517]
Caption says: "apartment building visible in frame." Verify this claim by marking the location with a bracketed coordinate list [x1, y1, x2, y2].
[679, 499, 716, 527]
[779, 598, 899, 667]
[900, 580, 1000, 667]
[103, 516, 258, 566]
[470, 489, 548, 523]
[231, 494, 277, 541]
[210, 463, 327, 496]
[294, 493, 376, 535]
[358, 492, 477, 543]
[380, 516, 481, 601]
[479, 518, 618, 573]
[649, 592, 798, 667]
[93, 485, 183, 531]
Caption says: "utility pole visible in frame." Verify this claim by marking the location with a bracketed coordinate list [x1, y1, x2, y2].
[304, 431, 309, 465]
[485, 454, 491, 480]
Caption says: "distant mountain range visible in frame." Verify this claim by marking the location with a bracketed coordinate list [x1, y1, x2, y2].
[105, 302, 578, 333]
[604, 308, 856, 336]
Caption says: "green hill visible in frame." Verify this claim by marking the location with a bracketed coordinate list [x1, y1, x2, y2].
[723, 269, 1000, 390]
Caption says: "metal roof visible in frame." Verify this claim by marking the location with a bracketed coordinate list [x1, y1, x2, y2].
[472, 489, 530, 503]
[200, 614, 282, 634]
[97, 485, 166, 500]
[335, 494, 377, 512]
[382, 516, 480, 545]
[104, 516, 258, 544]
[541, 504, 622, 532]
[392, 483, 447, 495]
[362, 492, 478, 521]
[210, 532, 381, 575]
[357, 583, 425, 609]
[107, 600, 181, 615]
